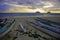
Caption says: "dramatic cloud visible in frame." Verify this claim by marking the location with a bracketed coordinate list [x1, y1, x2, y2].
[0, 0, 60, 12]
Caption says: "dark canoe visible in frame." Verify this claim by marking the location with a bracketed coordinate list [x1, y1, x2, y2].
[26, 20, 60, 39]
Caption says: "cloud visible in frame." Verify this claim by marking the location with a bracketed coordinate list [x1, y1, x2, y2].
[0, 0, 60, 12]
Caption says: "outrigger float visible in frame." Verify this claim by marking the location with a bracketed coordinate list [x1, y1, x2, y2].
[19, 23, 27, 32]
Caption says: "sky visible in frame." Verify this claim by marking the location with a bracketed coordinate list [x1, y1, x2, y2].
[0, 0, 60, 12]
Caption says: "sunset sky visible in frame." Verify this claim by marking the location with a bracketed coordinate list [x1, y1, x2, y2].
[0, 0, 60, 13]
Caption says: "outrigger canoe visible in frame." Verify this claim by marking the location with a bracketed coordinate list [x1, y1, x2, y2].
[0, 19, 15, 38]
